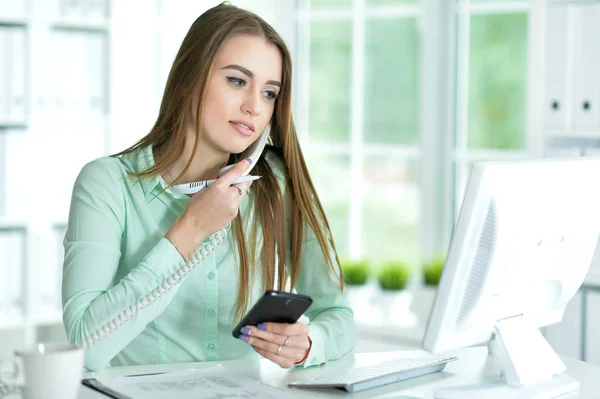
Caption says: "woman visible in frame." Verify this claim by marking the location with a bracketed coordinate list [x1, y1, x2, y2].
[62, 2, 356, 371]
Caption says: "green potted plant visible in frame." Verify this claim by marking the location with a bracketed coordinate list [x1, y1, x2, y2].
[374, 261, 412, 322]
[411, 256, 445, 325]
[377, 261, 411, 291]
[423, 256, 445, 286]
[342, 260, 371, 286]
[341, 260, 372, 310]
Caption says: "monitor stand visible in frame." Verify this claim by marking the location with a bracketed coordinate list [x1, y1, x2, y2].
[434, 315, 580, 399]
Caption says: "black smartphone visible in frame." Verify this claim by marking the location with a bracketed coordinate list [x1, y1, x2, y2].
[232, 290, 313, 338]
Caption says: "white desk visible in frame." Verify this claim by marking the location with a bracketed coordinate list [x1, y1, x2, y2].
[79, 346, 600, 398]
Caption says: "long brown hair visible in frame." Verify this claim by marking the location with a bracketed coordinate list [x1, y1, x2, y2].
[113, 2, 344, 321]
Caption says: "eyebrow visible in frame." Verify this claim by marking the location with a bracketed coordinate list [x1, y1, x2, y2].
[221, 64, 281, 88]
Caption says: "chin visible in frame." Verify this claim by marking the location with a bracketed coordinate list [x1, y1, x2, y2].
[219, 143, 249, 157]
[231, 135, 258, 153]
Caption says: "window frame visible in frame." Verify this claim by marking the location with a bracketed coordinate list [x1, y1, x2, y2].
[295, 0, 534, 275]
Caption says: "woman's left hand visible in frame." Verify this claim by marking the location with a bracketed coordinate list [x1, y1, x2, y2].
[239, 322, 311, 368]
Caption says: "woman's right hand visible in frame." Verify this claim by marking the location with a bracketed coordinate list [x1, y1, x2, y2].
[165, 158, 254, 260]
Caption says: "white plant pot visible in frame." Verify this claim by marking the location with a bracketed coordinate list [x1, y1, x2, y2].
[410, 286, 438, 325]
[372, 287, 412, 325]
[345, 282, 374, 314]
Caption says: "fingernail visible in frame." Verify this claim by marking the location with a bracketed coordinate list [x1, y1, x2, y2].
[257, 323, 267, 331]
[238, 334, 249, 342]
[241, 327, 251, 335]
[246, 158, 253, 164]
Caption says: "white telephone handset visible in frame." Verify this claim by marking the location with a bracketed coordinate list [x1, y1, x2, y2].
[173, 123, 271, 195]
[77, 124, 272, 349]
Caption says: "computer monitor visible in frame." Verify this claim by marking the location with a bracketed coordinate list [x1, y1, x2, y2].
[422, 158, 600, 398]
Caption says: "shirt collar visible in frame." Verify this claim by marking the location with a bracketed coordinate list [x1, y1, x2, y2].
[121, 145, 176, 199]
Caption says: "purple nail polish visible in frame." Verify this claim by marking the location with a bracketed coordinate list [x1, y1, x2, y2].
[246, 158, 253, 164]
[241, 327, 251, 335]
[238, 334, 249, 342]
[257, 323, 267, 331]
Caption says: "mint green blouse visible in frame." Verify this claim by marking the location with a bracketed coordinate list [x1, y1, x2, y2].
[62, 146, 356, 371]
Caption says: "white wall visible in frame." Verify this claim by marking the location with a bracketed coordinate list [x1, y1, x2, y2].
[0, 0, 298, 358]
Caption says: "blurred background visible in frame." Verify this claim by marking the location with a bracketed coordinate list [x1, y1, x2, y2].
[1, 0, 600, 367]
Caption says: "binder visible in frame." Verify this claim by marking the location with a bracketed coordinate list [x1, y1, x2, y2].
[0, 231, 6, 320]
[0, 133, 6, 216]
[50, 30, 62, 116]
[86, 31, 106, 118]
[89, 0, 109, 20]
[543, 5, 569, 131]
[59, 0, 78, 20]
[59, 0, 108, 21]
[570, 5, 600, 131]
[0, 28, 7, 119]
[4, 129, 31, 217]
[1, 230, 25, 320]
[37, 226, 65, 319]
[71, 31, 86, 119]
[7, 27, 27, 120]
[51, 29, 70, 118]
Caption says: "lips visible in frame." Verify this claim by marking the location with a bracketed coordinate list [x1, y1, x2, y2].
[230, 120, 255, 131]
[229, 121, 254, 137]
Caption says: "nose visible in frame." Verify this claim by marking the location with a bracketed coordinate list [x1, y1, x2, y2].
[241, 89, 261, 117]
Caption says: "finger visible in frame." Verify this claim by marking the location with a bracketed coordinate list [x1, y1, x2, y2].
[252, 322, 308, 338]
[242, 335, 306, 366]
[229, 182, 253, 199]
[253, 346, 295, 369]
[242, 325, 309, 350]
[216, 158, 252, 187]
[243, 334, 282, 356]
[230, 186, 245, 199]
[232, 181, 253, 192]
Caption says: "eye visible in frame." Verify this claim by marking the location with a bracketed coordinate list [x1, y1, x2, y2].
[263, 90, 279, 101]
[227, 77, 246, 87]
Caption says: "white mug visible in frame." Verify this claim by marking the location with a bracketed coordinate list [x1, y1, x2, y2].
[0, 342, 85, 399]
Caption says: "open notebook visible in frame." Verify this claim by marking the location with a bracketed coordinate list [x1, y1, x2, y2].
[83, 365, 297, 399]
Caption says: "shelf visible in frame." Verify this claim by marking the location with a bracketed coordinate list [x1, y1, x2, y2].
[0, 117, 28, 129]
[52, 220, 69, 229]
[0, 218, 28, 230]
[584, 273, 600, 288]
[29, 114, 109, 128]
[546, 131, 600, 142]
[0, 218, 69, 230]
[550, 0, 600, 3]
[52, 19, 109, 31]
[0, 16, 29, 26]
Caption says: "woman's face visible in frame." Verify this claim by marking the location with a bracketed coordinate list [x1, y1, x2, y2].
[200, 34, 283, 156]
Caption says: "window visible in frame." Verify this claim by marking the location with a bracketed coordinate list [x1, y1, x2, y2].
[296, 0, 530, 280]
[297, 0, 422, 269]
[454, 0, 529, 208]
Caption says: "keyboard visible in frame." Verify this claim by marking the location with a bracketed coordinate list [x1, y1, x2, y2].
[288, 355, 458, 393]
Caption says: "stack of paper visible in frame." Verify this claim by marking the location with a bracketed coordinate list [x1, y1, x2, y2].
[87, 365, 299, 399]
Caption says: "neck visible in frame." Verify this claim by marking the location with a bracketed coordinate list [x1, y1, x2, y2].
[170, 132, 228, 184]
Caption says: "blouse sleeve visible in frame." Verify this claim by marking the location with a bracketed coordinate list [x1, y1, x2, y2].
[62, 158, 195, 371]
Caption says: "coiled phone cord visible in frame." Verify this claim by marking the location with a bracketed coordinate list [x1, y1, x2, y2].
[78, 227, 229, 349]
